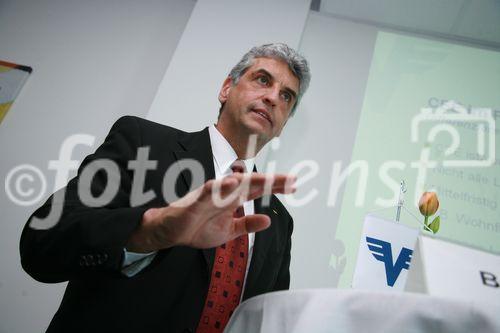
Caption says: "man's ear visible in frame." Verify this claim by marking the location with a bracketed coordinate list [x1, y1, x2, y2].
[218, 77, 233, 104]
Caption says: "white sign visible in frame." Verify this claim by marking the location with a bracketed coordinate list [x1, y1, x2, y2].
[406, 235, 500, 307]
[352, 214, 420, 291]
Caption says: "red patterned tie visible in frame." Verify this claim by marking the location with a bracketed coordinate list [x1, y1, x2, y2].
[196, 160, 249, 333]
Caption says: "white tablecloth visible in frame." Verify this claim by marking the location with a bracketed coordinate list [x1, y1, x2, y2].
[225, 289, 500, 333]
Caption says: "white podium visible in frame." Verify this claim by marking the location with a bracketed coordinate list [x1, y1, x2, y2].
[224, 289, 500, 333]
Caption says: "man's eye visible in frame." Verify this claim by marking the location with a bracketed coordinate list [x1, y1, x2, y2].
[281, 92, 291, 103]
[257, 76, 269, 85]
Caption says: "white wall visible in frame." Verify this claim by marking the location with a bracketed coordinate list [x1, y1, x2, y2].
[277, 12, 377, 288]
[0, 0, 195, 332]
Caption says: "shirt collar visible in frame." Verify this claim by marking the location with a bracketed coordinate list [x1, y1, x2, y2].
[208, 124, 255, 175]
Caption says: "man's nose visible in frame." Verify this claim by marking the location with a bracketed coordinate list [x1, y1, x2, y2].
[262, 86, 280, 107]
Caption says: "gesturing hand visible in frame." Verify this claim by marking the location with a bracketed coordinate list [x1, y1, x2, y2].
[126, 173, 296, 252]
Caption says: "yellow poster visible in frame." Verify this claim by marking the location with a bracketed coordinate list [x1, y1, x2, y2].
[0, 60, 32, 124]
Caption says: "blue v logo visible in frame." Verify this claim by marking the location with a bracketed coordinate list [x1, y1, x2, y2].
[366, 237, 413, 287]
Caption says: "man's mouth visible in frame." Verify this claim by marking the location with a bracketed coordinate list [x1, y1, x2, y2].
[251, 108, 273, 126]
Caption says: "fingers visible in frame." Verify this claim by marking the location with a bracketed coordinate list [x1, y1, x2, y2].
[194, 173, 296, 213]
[231, 172, 295, 188]
[226, 173, 296, 207]
[197, 177, 238, 204]
[236, 173, 297, 202]
[233, 214, 271, 236]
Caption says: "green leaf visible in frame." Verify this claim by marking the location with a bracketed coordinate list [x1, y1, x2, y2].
[429, 216, 440, 234]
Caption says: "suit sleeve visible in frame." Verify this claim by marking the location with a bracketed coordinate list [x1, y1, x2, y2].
[20, 116, 149, 283]
[272, 215, 293, 291]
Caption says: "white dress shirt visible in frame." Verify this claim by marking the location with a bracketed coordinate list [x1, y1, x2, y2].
[207, 124, 256, 282]
[122, 124, 256, 279]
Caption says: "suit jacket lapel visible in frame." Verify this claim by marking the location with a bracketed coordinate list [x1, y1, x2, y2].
[242, 195, 279, 300]
[172, 127, 216, 271]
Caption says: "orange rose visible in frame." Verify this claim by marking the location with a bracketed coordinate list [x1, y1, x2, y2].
[419, 192, 439, 216]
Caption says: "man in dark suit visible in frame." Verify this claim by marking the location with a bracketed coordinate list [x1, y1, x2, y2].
[20, 43, 310, 333]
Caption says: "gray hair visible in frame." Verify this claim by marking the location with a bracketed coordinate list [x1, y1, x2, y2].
[228, 43, 311, 116]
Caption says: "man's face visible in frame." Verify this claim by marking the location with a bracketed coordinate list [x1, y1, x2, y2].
[218, 57, 300, 145]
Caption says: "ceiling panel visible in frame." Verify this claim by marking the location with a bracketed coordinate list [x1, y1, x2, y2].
[320, 0, 500, 47]
[452, 0, 500, 44]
